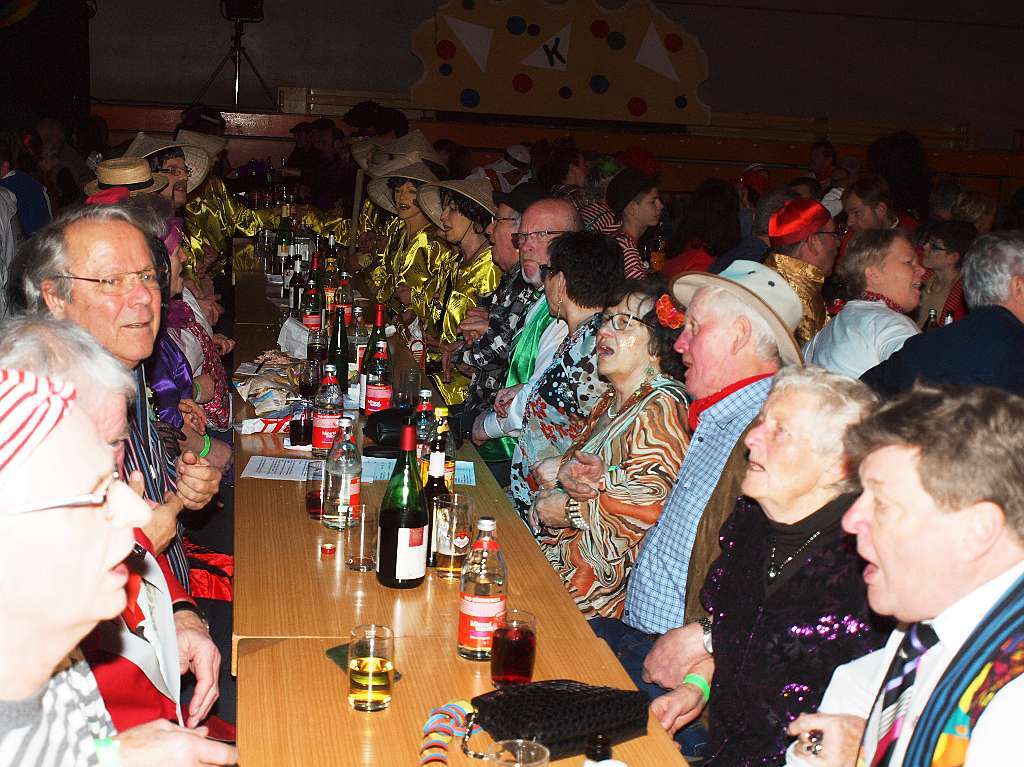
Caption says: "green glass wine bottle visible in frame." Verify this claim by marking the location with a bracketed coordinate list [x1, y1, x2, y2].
[376, 425, 428, 589]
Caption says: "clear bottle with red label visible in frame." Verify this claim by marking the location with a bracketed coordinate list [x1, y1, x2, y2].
[301, 254, 325, 331]
[458, 517, 508, 660]
[323, 417, 361, 530]
[311, 364, 342, 458]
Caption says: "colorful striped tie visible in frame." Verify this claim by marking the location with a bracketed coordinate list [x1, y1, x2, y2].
[870, 622, 941, 767]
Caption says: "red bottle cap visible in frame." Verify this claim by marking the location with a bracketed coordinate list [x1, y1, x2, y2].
[398, 424, 416, 452]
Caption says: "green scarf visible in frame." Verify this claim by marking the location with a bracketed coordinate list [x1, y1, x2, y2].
[478, 298, 554, 463]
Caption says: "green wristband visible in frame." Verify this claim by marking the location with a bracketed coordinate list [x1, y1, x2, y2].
[683, 672, 711, 704]
[193, 379, 202, 401]
[94, 737, 121, 767]
[198, 433, 212, 458]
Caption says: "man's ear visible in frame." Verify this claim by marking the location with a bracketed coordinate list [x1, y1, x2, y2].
[876, 201, 890, 224]
[41, 280, 68, 318]
[730, 314, 753, 355]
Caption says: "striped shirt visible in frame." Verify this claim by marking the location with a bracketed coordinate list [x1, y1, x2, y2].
[622, 377, 772, 634]
[0, 650, 114, 767]
[123, 366, 190, 593]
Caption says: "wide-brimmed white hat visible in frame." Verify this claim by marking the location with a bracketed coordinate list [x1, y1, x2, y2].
[417, 178, 497, 230]
[354, 129, 444, 173]
[84, 157, 168, 197]
[173, 129, 227, 161]
[366, 160, 439, 216]
[124, 132, 211, 194]
[671, 260, 803, 366]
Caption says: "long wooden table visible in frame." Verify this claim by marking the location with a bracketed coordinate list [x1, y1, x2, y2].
[231, 266, 688, 766]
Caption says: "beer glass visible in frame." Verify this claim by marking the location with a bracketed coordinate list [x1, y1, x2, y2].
[343, 505, 376, 571]
[348, 624, 394, 711]
[487, 740, 549, 766]
[491, 609, 537, 687]
[433, 494, 474, 581]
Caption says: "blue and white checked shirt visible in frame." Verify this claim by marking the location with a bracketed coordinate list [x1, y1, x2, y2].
[622, 376, 772, 634]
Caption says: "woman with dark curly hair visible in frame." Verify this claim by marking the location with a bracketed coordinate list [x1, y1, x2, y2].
[509, 230, 623, 524]
[530, 277, 691, 619]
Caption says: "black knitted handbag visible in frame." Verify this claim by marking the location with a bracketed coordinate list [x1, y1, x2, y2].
[460, 679, 649, 760]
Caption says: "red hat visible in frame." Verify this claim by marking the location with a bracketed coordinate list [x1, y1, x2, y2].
[616, 146, 660, 178]
[0, 369, 76, 485]
[769, 198, 832, 247]
[85, 186, 131, 206]
[739, 165, 770, 196]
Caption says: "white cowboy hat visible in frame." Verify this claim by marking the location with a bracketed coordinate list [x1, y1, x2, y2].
[124, 132, 211, 194]
[417, 178, 497, 230]
[366, 160, 439, 216]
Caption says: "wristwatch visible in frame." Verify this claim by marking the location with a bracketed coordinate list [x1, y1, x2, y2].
[698, 616, 713, 654]
[173, 601, 210, 631]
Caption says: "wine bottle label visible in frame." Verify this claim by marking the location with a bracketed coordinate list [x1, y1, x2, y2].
[365, 384, 392, 414]
[394, 526, 427, 580]
[458, 594, 506, 652]
[302, 312, 322, 331]
[312, 411, 340, 450]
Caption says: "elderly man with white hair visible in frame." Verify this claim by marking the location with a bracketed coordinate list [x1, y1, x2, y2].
[558, 260, 803, 754]
[0, 367, 238, 766]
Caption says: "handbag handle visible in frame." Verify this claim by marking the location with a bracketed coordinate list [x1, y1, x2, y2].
[459, 711, 491, 760]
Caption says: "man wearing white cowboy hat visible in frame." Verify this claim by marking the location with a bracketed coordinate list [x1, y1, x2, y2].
[124, 132, 211, 207]
[559, 260, 803, 711]
[84, 157, 169, 199]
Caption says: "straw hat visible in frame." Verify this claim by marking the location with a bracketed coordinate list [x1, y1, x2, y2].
[417, 179, 497, 230]
[354, 130, 444, 172]
[124, 132, 211, 194]
[84, 157, 168, 197]
[366, 160, 439, 216]
[670, 260, 803, 366]
[174, 129, 227, 160]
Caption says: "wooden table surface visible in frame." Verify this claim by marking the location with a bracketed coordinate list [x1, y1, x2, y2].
[231, 264, 688, 766]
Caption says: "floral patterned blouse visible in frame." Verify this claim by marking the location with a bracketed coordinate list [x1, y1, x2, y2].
[510, 313, 608, 525]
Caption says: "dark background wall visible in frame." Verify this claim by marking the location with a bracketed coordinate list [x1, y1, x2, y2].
[82, 0, 1024, 147]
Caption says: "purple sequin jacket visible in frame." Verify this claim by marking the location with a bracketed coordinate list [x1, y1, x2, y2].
[699, 496, 889, 766]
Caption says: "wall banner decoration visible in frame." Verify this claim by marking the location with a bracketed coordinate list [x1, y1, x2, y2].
[411, 0, 710, 125]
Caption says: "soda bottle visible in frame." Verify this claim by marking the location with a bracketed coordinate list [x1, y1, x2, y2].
[288, 260, 304, 315]
[348, 306, 368, 404]
[323, 417, 362, 530]
[434, 406, 456, 491]
[311, 364, 342, 458]
[422, 449, 450, 567]
[360, 303, 387, 410]
[458, 517, 507, 660]
[364, 341, 393, 414]
[376, 425, 428, 589]
[301, 258, 324, 332]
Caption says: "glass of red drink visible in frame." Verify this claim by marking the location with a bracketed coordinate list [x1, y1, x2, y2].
[490, 609, 536, 687]
[305, 460, 324, 519]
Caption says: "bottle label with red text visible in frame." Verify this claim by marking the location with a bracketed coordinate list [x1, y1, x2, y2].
[365, 384, 393, 414]
[302, 312, 322, 331]
[458, 594, 506, 653]
[340, 475, 361, 508]
[312, 411, 340, 450]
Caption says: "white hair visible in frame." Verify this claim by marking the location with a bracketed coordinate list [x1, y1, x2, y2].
[0, 316, 136, 412]
[962, 231, 1024, 309]
[699, 286, 781, 364]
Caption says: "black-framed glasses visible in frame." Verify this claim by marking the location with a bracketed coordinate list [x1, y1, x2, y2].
[59, 267, 166, 295]
[8, 473, 117, 516]
[812, 229, 843, 242]
[157, 165, 192, 179]
[511, 230, 568, 249]
[493, 216, 518, 224]
[600, 312, 656, 332]
[538, 264, 555, 281]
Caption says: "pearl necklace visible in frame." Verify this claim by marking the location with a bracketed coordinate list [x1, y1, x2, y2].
[767, 530, 822, 580]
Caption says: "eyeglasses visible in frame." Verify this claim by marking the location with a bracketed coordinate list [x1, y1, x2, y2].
[812, 229, 843, 242]
[601, 312, 656, 332]
[8, 473, 116, 516]
[157, 165, 192, 178]
[511, 230, 568, 249]
[59, 267, 166, 295]
[494, 216, 518, 224]
[538, 264, 555, 281]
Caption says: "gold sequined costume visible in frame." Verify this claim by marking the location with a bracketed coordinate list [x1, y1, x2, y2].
[763, 252, 826, 345]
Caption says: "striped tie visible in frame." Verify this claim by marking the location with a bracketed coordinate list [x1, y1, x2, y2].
[870, 622, 941, 767]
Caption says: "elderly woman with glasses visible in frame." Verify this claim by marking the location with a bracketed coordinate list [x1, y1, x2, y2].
[916, 219, 977, 327]
[509, 230, 623, 525]
[530, 278, 690, 619]
[648, 367, 888, 767]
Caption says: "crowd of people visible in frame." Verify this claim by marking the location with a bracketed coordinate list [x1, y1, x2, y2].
[1, 101, 1023, 767]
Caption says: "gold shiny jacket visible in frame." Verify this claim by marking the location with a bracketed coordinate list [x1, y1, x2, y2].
[763, 251, 826, 346]
[370, 219, 458, 325]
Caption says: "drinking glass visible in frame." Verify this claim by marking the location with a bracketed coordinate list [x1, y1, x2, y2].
[298, 360, 322, 401]
[491, 609, 537, 687]
[433, 494, 474, 581]
[306, 328, 328, 368]
[348, 624, 394, 712]
[343, 504, 376, 571]
[487, 740, 549, 767]
[394, 369, 421, 409]
[305, 460, 324, 520]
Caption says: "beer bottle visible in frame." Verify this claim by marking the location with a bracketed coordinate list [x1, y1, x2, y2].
[434, 406, 456, 492]
[422, 449, 450, 567]
[458, 517, 507, 660]
[376, 425, 428, 589]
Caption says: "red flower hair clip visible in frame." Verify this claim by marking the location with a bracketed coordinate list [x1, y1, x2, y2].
[656, 294, 685, 329]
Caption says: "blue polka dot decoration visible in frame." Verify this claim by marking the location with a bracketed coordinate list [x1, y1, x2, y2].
[527, 23, 540, 36]
[460, 88, 481, 108]
[559, 86, 573, 99]
[439, 63, 453, 76]
[675, 95, 688, 109]
[589, 75, 610, 94]
[506, 16, 526, 35]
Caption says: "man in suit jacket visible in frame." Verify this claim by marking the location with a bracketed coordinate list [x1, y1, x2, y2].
[861, 231, 1024, 397]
